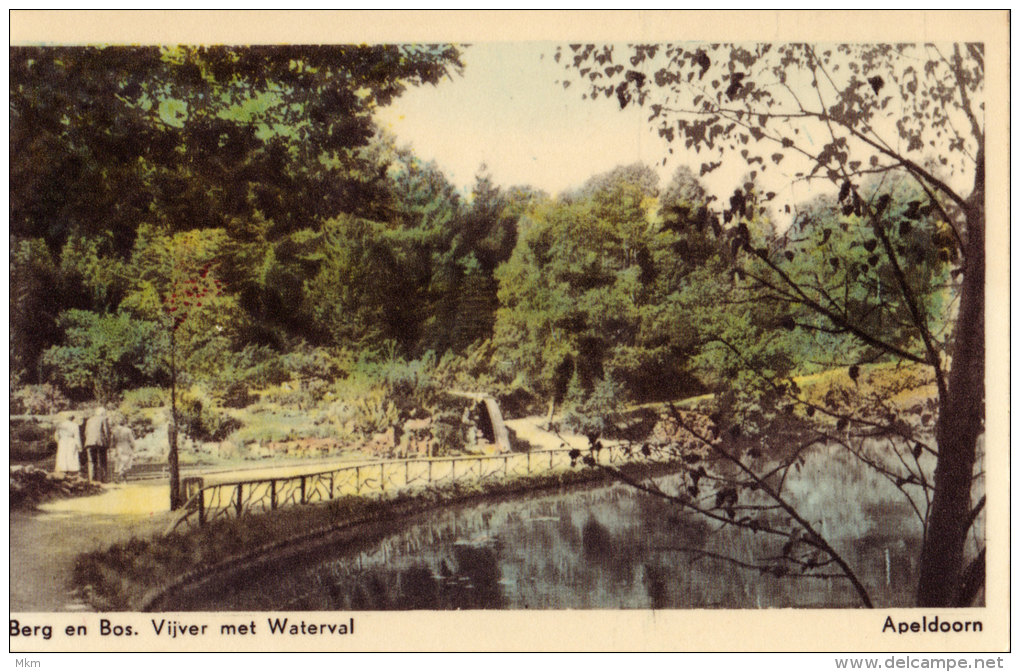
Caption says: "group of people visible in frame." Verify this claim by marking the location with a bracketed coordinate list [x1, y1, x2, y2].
[53, 406, 135, 483]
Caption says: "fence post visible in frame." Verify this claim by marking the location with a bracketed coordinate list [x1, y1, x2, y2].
[300, 476, 306, 504]
[235, 483, 243, 517]
[428, 460, 433, 484]
[504, 455, 508, 479]
[356, 466, 361, 495]
[451, 459, 456, 483]
[198, 488, 205, 526]
[550, 451, 554, 470]
[271, 479, 277, 510]
[329, 473, 335, 499]
[405, 461, 410, 487]
[380, 463, 385, 492]
[527, 451, 531, 475]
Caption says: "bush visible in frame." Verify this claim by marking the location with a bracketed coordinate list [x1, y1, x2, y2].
[11, 466, 103, 509]
[11, 384, 70, 415]
[10, 418, 57, 462]
[121, 386, 167, 409]
[178, 389, 242, 442]
[561, 374, 624, 438]
[221, 381, 256, 409]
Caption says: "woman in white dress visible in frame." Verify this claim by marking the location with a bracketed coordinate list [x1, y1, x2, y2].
[54, 414, 82, 474]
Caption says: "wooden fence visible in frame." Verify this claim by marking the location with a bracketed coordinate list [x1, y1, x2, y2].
[170, 444, 639, 532]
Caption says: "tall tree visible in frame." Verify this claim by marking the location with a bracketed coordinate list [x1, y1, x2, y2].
[558, 42, 984, 606]
[10, 45, 463, 246]
[10, 44, 464, 375]
[494, 164, 709, 419]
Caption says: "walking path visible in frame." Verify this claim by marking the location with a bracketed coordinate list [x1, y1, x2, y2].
[11, 416, 592, 611]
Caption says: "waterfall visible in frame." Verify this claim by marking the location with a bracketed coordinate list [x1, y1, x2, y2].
[483, 396, 511, 453]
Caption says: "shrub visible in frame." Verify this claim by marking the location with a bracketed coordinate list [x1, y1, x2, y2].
[11, 384, 70, 415]
[177, 388, 243, 442]
[561, 374, 624, 438]
[120, 386, 167, 409]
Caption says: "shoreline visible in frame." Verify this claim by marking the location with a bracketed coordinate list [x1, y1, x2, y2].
[74, 461, 677, 612]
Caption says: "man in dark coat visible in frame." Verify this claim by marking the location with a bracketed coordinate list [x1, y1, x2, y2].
[83, 406, 112, 482]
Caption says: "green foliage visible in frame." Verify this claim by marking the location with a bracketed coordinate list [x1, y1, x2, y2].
[10, 238, 66, 383]
[11, 384, 71, 416]
[494, 164, 711, 409]
[177, 388, 242, 443]
[561, 373, 624, 437]
[10, 44, 464, 383]
[11, 45, 464, 250]
[41, 310, 164, 402]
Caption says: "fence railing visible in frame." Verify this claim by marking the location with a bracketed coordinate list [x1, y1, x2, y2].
[169, 444, 641, 532]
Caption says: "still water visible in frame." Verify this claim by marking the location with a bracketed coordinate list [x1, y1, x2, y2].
[166, 480, 919, 610]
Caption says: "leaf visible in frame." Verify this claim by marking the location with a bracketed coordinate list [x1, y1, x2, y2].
[838, 181, 852, 203]
[694, 49, 711, 78]
[848, 364, 859, 382]
[836, 417, 848, 431]
[912, 443, 923, 459]
[725, 72, 746, 99]
[868, 75, 884, 95]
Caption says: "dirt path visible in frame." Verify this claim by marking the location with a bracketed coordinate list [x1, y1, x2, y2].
[505, 415, 589, 450]
[11, 457, 371, 612]
[11, 482, 175, 611]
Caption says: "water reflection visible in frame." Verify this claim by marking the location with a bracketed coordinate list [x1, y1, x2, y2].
[167, 481, 919, 610]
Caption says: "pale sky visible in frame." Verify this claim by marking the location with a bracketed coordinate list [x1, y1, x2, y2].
[375, 42, 679, 197]
[373, 41, 977, 221]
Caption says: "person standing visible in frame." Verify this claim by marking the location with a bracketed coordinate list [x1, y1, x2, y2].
[53, 413, 82, 475]
[83, 406, 112, 483]
[111, 420, 136, 483]
[77, 415, 89, 475]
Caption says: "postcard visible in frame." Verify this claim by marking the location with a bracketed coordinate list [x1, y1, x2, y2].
[8, 10, 1009, 657]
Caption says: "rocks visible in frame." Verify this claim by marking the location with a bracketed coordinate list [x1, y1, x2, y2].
[10, 466, 103, 509]
[261, 438, 344, 458]
[649, 410, 716, 455]
[365, 427, 397, 456]
[216, 440, 239, 459]
[399, 417, 434, 458]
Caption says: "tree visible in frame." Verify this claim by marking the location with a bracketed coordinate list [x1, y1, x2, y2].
[494, 164, 709, 422]
[41, 310, 163, 403]
[558, 43, 984, 606]
[10, 45, 464, 246]
[10, 45, 464, 375]
[119, 226, 240, 509]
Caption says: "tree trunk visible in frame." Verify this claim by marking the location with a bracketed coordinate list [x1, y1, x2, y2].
[916, 153, 985, 606]
[169, 327, 182, 511]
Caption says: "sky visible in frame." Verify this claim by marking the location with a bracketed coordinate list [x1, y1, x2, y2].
[374, 42, 680, 197]
[373, 41, 979, 227]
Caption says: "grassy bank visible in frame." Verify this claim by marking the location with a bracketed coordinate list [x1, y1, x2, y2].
[72, 461, 671, 611]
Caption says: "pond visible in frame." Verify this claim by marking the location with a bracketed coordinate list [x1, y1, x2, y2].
[164, 475, 921, 610]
